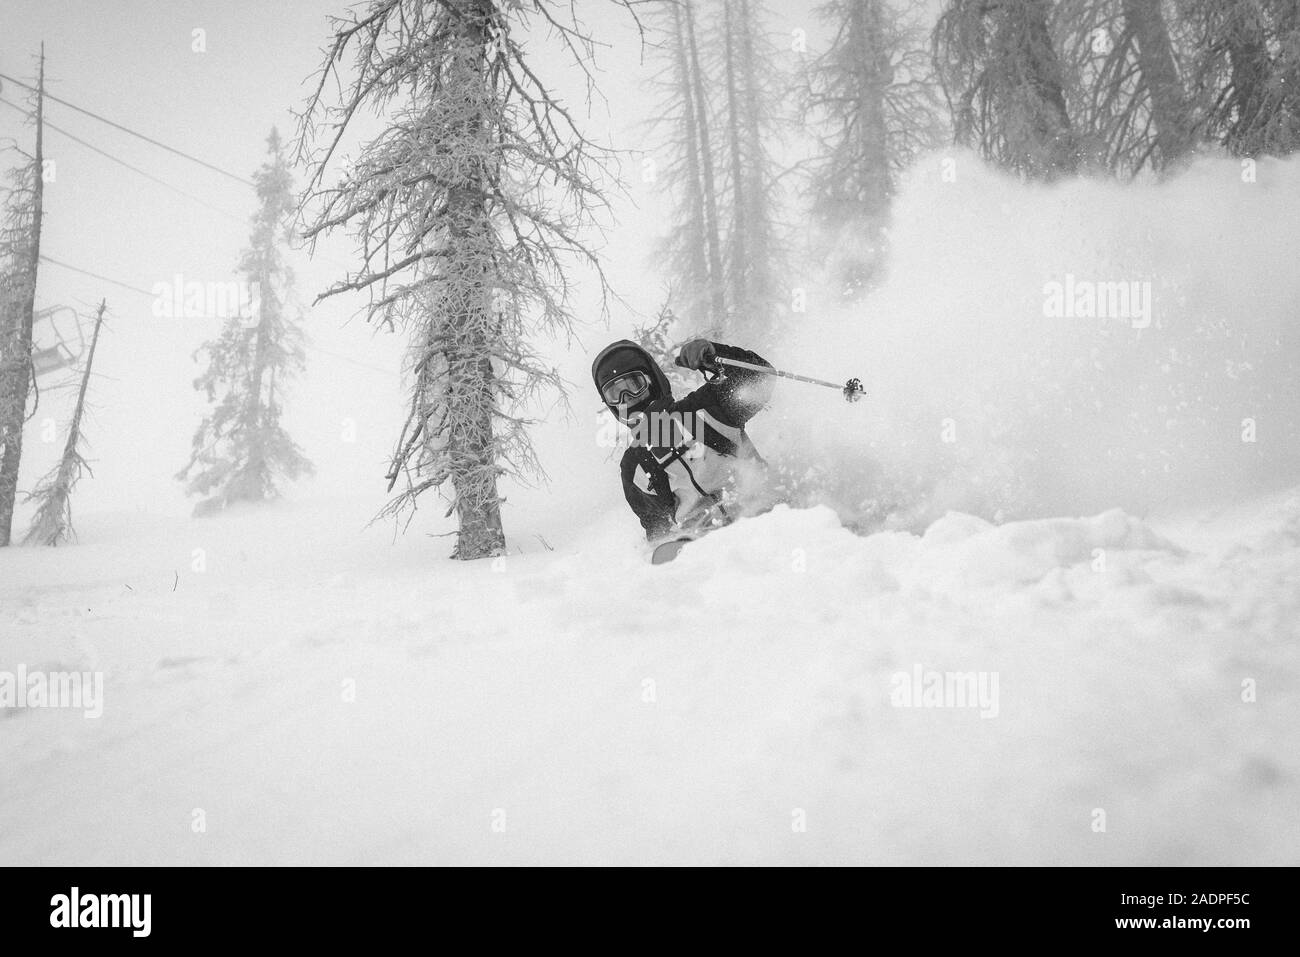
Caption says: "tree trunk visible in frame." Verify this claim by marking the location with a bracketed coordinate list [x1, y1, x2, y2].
[853, 0, 892, 219]
[444, 0, 505, 559]
[721, 0, 750, 333]
[243, 250, 274, 495]
[737, 0, 771, 287]
[0, 48, 45, 547]
[1222, 1, 1272, 156]
[1008, 0, 1079, 176]
[1123, 0, 1194, 167]
[670, 2, 711, 314]
[684, 0, 727, 327]
[59, 302, 105, 472]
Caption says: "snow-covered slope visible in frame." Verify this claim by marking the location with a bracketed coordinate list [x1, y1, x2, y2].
[2, 491, 1295, 865]
[3, 140, 1297, 866]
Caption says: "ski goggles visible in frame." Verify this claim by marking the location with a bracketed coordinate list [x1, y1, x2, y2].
[600, 370, 651, 406]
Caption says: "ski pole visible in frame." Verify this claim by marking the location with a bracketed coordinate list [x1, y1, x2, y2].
[706, 356, 865, 403]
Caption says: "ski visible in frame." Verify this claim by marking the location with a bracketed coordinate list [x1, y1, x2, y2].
[650, 537, 695, 564]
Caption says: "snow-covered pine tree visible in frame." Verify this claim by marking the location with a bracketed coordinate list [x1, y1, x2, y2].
[176, 128, 312, 517]
[297, 0, 616, 559]
[801, 0, 942, 295]
[0, 50, 46, 548]
[23, 300, 106, 546]
[934, 0, 1086, 178]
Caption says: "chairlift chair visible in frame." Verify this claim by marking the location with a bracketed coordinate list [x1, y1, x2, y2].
[31, 305, 85, 377]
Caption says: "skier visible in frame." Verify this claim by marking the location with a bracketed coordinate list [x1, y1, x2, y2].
[592, 337, 775, 543]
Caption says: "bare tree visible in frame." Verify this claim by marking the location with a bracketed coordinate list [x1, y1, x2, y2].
[0, 48, 45, 547]
[934, 0, 1086, 178]
[296, 0, 622, 558]
[177, 129, 313, 516]
[23, 299, 106, 547]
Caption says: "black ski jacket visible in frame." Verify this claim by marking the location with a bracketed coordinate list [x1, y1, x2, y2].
[619, 342, 773, 539]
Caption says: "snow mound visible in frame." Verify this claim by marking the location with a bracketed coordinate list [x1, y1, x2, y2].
[668, 503, 1180, 592]
[917, 508, 1181, 587]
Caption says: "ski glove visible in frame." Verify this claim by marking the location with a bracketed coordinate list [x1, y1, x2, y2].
[675, 339, 718, 372]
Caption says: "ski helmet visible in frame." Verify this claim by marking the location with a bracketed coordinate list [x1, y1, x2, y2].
[592, 340, 672, 422]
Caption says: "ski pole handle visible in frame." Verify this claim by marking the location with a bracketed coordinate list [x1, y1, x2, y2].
[674, 351, 721, 373]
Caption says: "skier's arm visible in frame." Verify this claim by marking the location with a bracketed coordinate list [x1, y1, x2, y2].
[620, 448, 675, 540]
[671, 341, 775, 428]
